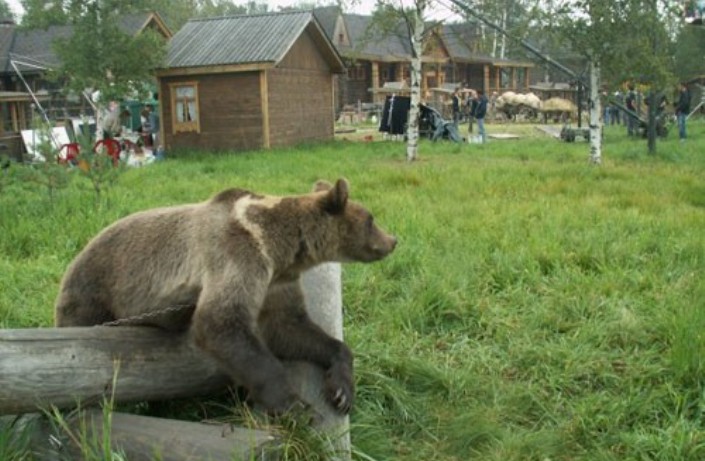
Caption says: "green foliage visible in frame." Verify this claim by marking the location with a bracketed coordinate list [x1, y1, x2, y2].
[0, 0, 14, 21]
[540, 0, 679, 89]
[19, 0, 68, 28]
[674, 25, 705, 81]
[74, 125, 124, 208]
[1, 123, 705, 459]
[16, 123, 72, 202]
[52, 2, 167, 105]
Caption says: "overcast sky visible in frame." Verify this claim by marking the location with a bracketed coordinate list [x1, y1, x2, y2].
[4, 0, 376, 18]
[6, 0, 459, 21]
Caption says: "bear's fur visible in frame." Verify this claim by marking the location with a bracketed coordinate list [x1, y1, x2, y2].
[55, 179, 396, 415]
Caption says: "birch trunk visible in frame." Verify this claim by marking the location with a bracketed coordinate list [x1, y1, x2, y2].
[499, 8, 507, 59]
[406, 0, 425, 162]
[588, 61, 602, 165]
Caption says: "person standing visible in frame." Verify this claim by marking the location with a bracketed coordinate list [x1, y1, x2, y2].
[147, 104, 160, 148]
[466, 89, 478, 134]
[140, 107, 153, 147]
[612, 90, 623, 125]
[451, 88, 462, 128]
[601, 90, 610, 125]
[625, 84, 638, 136]
[101, 101, 122, 140]
[475, 89, 488, 143]
[675, 83, 690, 141]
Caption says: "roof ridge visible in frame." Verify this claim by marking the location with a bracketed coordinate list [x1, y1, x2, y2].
[186, 10, 311, 23]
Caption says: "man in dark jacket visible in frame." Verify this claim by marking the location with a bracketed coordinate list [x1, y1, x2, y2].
[675, 83, 690, 141]
[451, 88, 462, 128]
[475, 89, 488, 143]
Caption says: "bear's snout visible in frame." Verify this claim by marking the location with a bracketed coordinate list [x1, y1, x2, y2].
[371, 233, 397, 259]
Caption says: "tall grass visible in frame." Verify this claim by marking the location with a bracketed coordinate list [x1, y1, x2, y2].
[1, 121, 704, 459]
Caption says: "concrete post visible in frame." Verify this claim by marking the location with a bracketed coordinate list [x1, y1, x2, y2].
[289, 262, 351, 460]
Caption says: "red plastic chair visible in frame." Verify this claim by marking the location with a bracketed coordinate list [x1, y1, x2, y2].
[93, 139, 121, 166]
[58, 142, 80, 165]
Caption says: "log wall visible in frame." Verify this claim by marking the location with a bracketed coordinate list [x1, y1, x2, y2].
[159, 72, 265, 152]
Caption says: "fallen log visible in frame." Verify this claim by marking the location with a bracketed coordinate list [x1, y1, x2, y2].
[0, 326, 228, 415]
[2, 411, 279, 461]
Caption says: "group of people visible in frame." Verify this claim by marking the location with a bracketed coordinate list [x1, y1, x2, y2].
[100, 101, 160, 147]
[452, 88, 488, 143]
[602, 82, 692, 142]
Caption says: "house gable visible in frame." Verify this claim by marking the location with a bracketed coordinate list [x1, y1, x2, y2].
[333, 14, 350, 48]
[279, 28, 333, 71]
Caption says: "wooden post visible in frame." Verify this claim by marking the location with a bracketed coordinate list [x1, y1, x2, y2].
[260, 70, 270, 149]
[294, 263, 350, 460]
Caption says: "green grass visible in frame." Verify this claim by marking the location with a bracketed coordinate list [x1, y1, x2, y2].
[1, 121, 705, 460]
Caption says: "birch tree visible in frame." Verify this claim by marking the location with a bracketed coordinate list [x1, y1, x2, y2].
[458, 0, 536, 59]
[367, 1, 431, 162]
[406, 0, 426, 162]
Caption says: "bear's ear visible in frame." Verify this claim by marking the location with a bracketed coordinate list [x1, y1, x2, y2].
[313, 180, 333, 192]
[320, 178, 349, 214]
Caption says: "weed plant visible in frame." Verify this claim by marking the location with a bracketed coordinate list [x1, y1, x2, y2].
[1, 121, 704, 459]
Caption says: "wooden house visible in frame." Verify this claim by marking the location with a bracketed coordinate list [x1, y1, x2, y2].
[155, 11, 345, 152]
[313, 6, 534, 111]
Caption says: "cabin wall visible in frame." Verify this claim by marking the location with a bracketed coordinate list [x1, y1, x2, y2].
[267, 30, 335, 148]
[159, 72, 264, 152]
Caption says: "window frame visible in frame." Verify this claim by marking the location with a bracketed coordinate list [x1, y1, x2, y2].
[169, 81, 200, 134]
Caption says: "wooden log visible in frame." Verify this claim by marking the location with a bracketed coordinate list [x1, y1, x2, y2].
[0, 326, 230, 415]
[1, 411, 279, 461]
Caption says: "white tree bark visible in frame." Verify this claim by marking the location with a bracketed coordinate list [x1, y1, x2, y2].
[406, 0, 425, 162]
[588, 60, 602, 165]
[499, 8, 507, 59]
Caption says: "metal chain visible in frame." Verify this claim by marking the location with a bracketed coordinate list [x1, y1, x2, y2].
[102, 304, 194, 327]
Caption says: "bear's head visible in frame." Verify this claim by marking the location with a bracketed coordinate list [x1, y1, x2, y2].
[314, 179, 397, 263]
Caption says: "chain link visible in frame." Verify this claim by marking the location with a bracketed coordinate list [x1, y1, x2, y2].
[102, 304, 194, 327]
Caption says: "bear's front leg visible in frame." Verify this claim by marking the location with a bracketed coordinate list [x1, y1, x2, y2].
[191, 284, 301, 415]
[259, 281, 355, 414]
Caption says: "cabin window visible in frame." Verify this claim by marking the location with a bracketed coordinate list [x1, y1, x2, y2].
[169, 82, 200, 133]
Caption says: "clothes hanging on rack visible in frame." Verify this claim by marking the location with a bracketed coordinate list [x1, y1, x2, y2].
[379, 95, 411, 135]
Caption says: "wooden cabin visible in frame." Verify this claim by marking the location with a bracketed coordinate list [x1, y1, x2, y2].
[155, 12, 345, 152]
[313, 6, 534, 112]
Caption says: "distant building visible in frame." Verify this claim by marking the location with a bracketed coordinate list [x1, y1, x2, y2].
[313, 6, 534, 111]
[0, 12, 171, 160]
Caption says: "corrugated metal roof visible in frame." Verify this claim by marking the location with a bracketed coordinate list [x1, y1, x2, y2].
[166, 11, 315, 68]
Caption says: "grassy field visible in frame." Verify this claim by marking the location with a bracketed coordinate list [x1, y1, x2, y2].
[1, 121, 705, 460]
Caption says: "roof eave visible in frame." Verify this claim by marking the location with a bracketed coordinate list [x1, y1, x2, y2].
[156, 62, 276, 77]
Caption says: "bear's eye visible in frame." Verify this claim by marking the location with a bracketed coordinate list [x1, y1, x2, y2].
[366, 216, 374, 231]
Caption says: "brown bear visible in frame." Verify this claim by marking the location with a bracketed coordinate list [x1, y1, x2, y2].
[55, 178, 396, 415]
